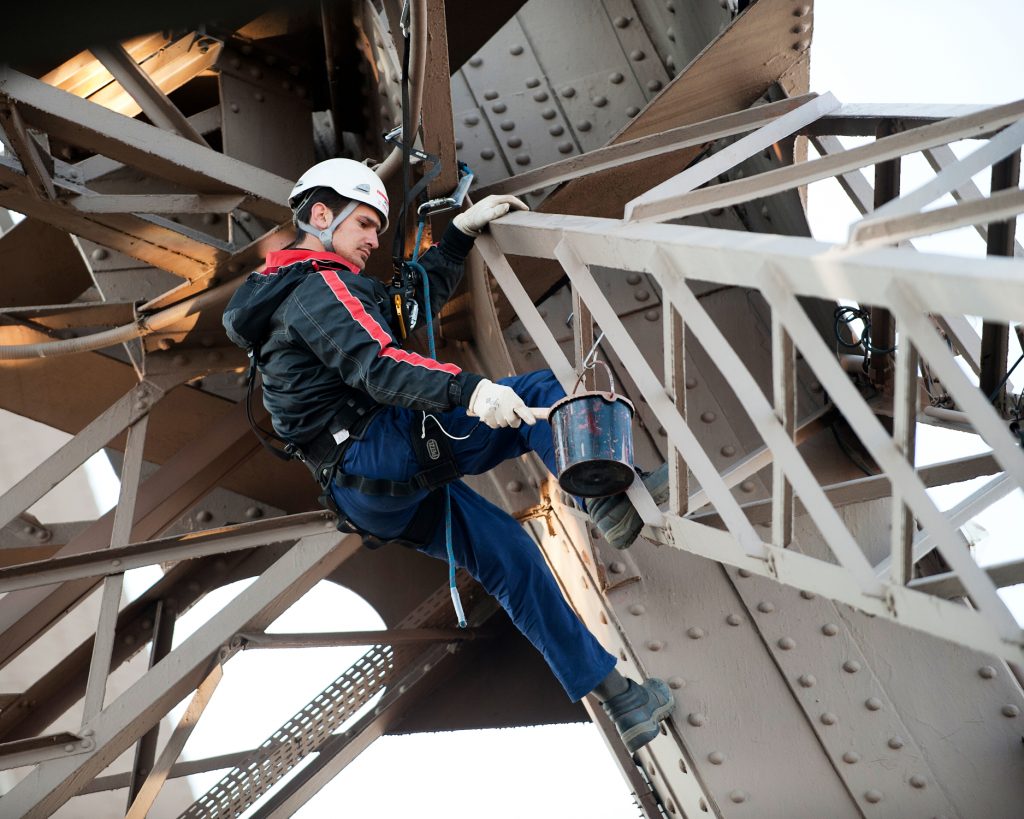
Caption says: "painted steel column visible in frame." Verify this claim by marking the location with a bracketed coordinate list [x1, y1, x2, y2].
[868, 119, 900, 393]
[124, 598, 176, 810]
[979, 150, 1022, 405]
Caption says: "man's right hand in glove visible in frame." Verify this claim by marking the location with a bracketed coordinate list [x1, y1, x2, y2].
[466, 379, 535, 429]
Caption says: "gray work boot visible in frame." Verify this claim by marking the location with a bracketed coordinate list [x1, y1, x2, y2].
[601, 678, 675, 753]
[586, 463, 669, 549]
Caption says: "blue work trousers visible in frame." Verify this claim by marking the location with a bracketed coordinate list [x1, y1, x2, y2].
[330, 369, 616, 701]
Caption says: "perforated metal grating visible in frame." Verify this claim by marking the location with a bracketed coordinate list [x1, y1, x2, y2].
[180, 578, 478, 819]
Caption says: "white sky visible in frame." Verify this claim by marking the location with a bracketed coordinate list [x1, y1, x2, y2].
[82, 1, 1024, 816]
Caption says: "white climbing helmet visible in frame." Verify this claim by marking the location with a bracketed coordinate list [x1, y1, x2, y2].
[288, 159, 390, 240]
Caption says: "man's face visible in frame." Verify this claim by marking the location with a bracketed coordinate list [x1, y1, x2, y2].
[311, 201, 381, 270]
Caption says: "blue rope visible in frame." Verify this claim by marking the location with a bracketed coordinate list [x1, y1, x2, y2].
[413, 217, 466, 628]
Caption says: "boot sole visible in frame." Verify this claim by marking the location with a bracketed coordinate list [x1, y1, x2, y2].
[619, 698, 675, 753]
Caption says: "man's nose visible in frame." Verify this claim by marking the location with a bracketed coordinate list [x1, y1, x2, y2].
[367, 230, 379, 249]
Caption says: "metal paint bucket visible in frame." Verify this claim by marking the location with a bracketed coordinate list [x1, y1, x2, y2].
[550, 363, 636, 498]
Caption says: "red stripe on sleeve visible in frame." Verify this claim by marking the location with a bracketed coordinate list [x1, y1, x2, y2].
[319, 270, 461, 376]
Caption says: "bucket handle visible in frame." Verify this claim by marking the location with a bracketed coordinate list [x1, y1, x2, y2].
[573, 358, 617, 401]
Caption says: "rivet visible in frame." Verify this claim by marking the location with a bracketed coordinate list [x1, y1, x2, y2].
[800, 590, 816, 600]
[593, 95, 608, 107]
[549, 124, 565, 136]
[111, 559, 121, 567]
[484, 90, 499, 100]
[249, 66, 262, 80]
[798, 674, 815, 687]
[561, 86, 576, 98]
[492, 102, 507, 114]
[708, 751, 724, 765]
[510, 44, 524, 55]
[721, 444, 737, 457]
[667, 28, 676, 42]
[647, 80, 663, 92]
[843, 660, 861, 673]
[626, 273, 642, 285]
[865, 697, 883, 711]
[888, 736, 905, 750]
[64, 744, 75, 753]
[687, 713, 705, 727]
[778, 637, 796, 650]
[514, 154, 530, 166]
[700, 411, 716, 423]
[1002, 704, 1020, 718]
[629, 603, 646, 615]
[196, 510, 213, 523]
[124, 634, 136, 645]
[577, 120, 592, 132]
[842, 751, 859, 764]
[687, 627, 705, 640]
[726, 613, 743, 626]
[626, 106, 640, 117]
[864, 790, 883, 804]
[978, 665, 997, 679]
[634, 289, 650, 302]
[699, 798, 707, 812]
[500, 120, 515, 131]
[609, 561, 625, 574]
[254, 91, 265, 102]
[910, 775, 926, 789]
[91, 247, 109, 261]
[507, 480, 523, 493]
[820, 712, 838, 726]
[599, 611, 608, 624]
[646, 640, 664, 651]
[793, 39, 811, 51]
[469, 56, 483, 67]
[822, 623, 839, 636]
[668, 676, 685, 689]
[541, 109, 557, 121]
[229, 57, 241, 69]
[609, 72, 624, 84]
[678, 759, 688, 773]
[533, 91, 549, 102]
[464, 115, 479, 126]
[736, 568, 751, 578]
[525, 77, 540, 88]
[246, 506, 263, 519]
[646, 310, 660, 322]
[455, 139, 463, 150]
[613, 15, 630, 27]
[793, 5, 811, 16]
[480, 149, 495, 160]
[757, 601, 774, 613]
[230, 103, 240, 113]
[507, 137, 523, 148]
[740, 480, 756, 493]
[558, 142, 573, 154]
[668, 801, 676, 815]
[630, 49, 646, 61]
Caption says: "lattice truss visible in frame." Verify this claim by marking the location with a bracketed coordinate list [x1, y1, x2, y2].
[0, 0, 1022, 816]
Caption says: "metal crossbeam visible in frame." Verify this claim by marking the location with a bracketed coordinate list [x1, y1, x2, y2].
[0, 531, 359, 818]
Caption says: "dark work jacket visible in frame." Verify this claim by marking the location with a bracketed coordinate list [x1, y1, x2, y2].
[229, 224, 483, 446]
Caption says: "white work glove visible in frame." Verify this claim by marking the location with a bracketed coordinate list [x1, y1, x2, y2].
[453, 194, 529, 236]
[466, 379, 536, 429]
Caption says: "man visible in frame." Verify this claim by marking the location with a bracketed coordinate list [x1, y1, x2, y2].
[224, 158, 673, 753]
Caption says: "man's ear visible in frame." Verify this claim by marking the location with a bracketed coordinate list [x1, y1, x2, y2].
[310, 202, 332, 230]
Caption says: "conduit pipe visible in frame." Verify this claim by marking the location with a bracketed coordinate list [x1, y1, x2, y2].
[374, 0, 427, 181]
[0, 278, 242, 360]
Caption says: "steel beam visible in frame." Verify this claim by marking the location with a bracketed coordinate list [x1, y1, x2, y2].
[0, 101, 56, 199]
[69, 193, 247, 214]
[0, 380, 169, 532]
[0, 530, 358, 819]
[124, 663, 223, 819]
[0, 511, 337, 594]
[0, 68, 292, 224]
[0, 394, 263, 670]
[90, 43, 208, 146]
[478, 94, 816, 198]
[619, 97, 1024, 222]
[625, 92, 841, 221]
[238, 628, 482, 649]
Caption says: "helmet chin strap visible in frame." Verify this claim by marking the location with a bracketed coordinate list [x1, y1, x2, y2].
[296, 200, 358, 254]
